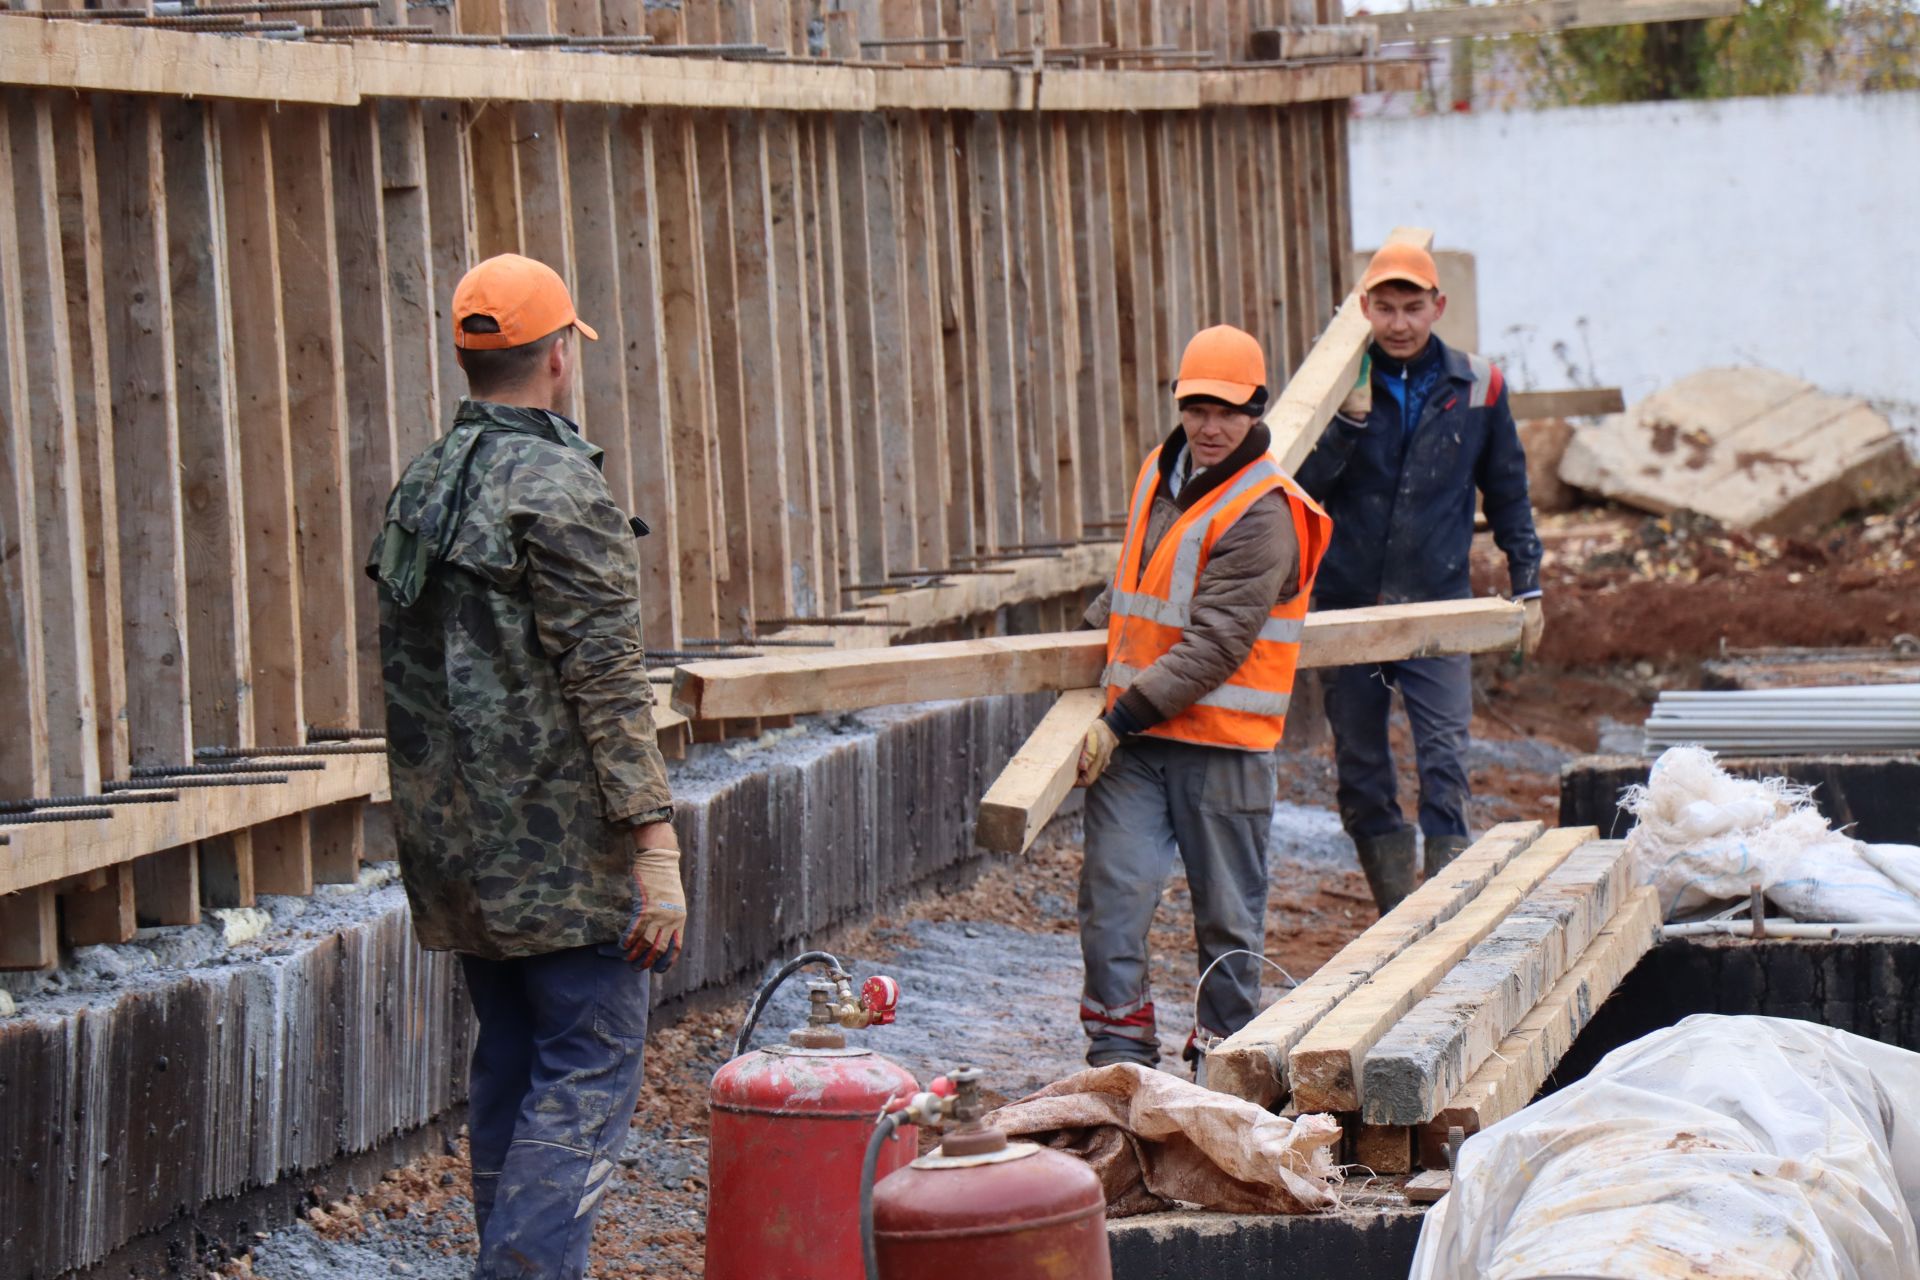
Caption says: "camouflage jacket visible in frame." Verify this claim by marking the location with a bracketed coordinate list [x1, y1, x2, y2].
[369, 399, 673, 959]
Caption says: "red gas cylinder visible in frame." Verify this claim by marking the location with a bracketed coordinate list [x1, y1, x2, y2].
[872, 1069, 1112, 1280]
[706, 976, 918, 1280]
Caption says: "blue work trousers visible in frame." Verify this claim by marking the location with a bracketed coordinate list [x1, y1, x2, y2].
[459, 944, 651, 1280]
[1322, 653, 1473, 840]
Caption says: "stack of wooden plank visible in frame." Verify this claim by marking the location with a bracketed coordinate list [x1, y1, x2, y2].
[1206, 821, 1663, 1174]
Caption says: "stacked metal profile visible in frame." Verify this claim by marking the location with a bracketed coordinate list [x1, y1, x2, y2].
[1643, 685, 1920, 755]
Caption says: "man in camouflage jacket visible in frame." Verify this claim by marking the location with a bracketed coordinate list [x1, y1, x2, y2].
[369, 254, 681, 1279]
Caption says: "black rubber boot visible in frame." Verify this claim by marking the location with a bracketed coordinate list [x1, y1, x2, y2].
[1425, 832, 1474, 877]
[1353, 828, 1419, 914]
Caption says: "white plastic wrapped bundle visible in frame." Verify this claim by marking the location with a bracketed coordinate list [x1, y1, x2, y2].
[1622, 746, 1920, 924]
[1410, 1015, 1920, 1280]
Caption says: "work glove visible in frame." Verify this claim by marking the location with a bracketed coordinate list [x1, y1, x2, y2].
[1520, 596, 1546, 660]
[1337, 352, 1372, 421]
[1076, 719, 1120, 788]
[623, 827, 687, 973]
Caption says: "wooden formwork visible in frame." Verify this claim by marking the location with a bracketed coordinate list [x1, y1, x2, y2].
[0, 0, 1404, 965]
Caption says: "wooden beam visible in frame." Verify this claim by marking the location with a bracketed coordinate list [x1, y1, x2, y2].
[1288, 825, 1598, 1115]
[1360, 839, 1633, 1124]
[676, 597, 1523, 720]
[0, 886, 58, 970]
[1266, 224, 1432, 473]
[1206, 821, 1545, 1107]
[975, 687, 1106, 854]
[61, 861, 136, 945]
[1509, 387, 1625, 420]
[1417, 886, 1661, 1154]
[1368, 0, 1743, 43]
[0, 753, 387, 897]
[3, 21, 1387, 112]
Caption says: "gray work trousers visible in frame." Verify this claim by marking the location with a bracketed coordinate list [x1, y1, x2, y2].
[1078, 737, 1277, 1067]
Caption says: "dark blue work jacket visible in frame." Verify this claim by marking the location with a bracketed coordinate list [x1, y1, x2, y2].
[1294, 336, 1542, 609]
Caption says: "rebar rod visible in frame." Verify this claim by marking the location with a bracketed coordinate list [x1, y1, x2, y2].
[131, 760, 327, 777]
[105, 775, 291, 791]
[0, 792, 181, 812]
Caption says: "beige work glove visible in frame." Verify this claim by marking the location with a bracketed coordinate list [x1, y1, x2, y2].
[1520, 597, 1546, 660]
[1338, 352, 1372, 421]
[623, 824, 687, 972]
[1076, 719, 1120, 788]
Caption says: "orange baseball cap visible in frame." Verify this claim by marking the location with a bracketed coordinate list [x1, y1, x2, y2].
[1173, 325, 1266, 404]
[1360, 242, 1439, 293]
[451, 254, 599, 350]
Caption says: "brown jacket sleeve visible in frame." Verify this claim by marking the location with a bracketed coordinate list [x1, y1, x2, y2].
[1116, 491, 1301, 730]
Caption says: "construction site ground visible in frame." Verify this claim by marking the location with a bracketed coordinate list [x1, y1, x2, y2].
[222, 497, 1920, 1279]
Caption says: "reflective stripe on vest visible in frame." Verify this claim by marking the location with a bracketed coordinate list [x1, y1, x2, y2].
[1103, 660, 1294, 718]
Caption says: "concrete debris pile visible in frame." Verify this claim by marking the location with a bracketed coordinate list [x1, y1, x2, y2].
[1560, 367, 1915, 536]
[1203, 822, 1663, 1175]
[1411, 1015, 1920, 1279]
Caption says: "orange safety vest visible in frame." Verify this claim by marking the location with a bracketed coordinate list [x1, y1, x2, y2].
[1103, 446, 1332, 752]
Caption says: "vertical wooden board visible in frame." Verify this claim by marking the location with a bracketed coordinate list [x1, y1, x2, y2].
[512, 104, 575, 419]
[1044, 116, 1082, 541]
[1227, 111, 1260, 337]
[466, 103, 522, 260]
[0, 887, 57, 970]
[50, 92, 130, 782]
[133, 844, 200, 926]
[1326, 102, 1354, 299]
[967, 113, 1021, 551]
[330, 106, 398, 733]
[563, 105, 631, 507]
[831, 114, 888, 586]
[161, 99, 253, 753]
[1199, 116, 1228, 324]
[62, 862, 137, 945]
[310, 799, 363, 885]
[608, 109, 682, 647]
[421, 101, 476, 428]
[1117, 115, 1160, 459]
[271, 106, 357, 740]
[765, 115, 823, 617]
[213, 101, 304, 751]
[726, 112, 794, 624]
[6, 91, 98, 795]
[1002, 120, 1046, 545]
[1258, 106, 1290, 358]
[799, 117, 847, 616]
[813, 116, 860, 609]
[0, 100, 51, 800]
[252, 814, 313, 897]
[1069, 115, 1119, 522]
[898, 113, 949, 573]
[864, 114, 918, 575]
[1301, 106, 1335, 330]
[94, 96, 191, 770]
[649, 111, 721, 640]
[695, 114, 753, 632]
[929, 113, 977, 564]
[376, 100, 441, 463]
[198, 830, 255, 909]
[1277, 105, 1309, 370]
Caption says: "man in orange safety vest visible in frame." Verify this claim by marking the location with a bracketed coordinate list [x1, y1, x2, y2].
[1073, 324, 1332, 1071]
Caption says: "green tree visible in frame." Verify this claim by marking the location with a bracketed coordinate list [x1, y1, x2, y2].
[1514, 0, 1840, 105]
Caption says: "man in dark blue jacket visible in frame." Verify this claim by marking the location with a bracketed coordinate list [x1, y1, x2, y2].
[1295, 242, 1544, 912]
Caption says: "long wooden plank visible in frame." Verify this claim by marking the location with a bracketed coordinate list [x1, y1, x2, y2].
[5, 91, 94, 796]
[5, 21, 1385, 112]
[1417, 886, 1662, 1152]
[975, 688, 1108, 854]
[1510, 387, 1626, 420]
[1370, 0, 1743, 42]
[677, 597, 1524, 719]
[1288, 825, 1599, 1114]
[1206, 821, 1546, 1106]
[1266, 224, 1433, 473]
[1360, 839, 1633, 1124]
[0, 753, 387, 897]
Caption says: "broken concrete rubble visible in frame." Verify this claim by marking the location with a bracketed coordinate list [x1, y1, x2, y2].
[1559, 367, 1915, 535]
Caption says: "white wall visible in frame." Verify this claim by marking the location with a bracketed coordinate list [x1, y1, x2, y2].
[1349, 92, 1920, 423]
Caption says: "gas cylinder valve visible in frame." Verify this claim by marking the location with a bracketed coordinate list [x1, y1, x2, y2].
[830, 974, 900, 1029]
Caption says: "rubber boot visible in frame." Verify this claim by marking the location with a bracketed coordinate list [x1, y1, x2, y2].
[1425, 832, 1474, 877]
[1353, 828, 1419, 915]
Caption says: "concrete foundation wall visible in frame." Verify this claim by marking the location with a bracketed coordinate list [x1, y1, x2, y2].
[1, 696, 1048, 1278]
